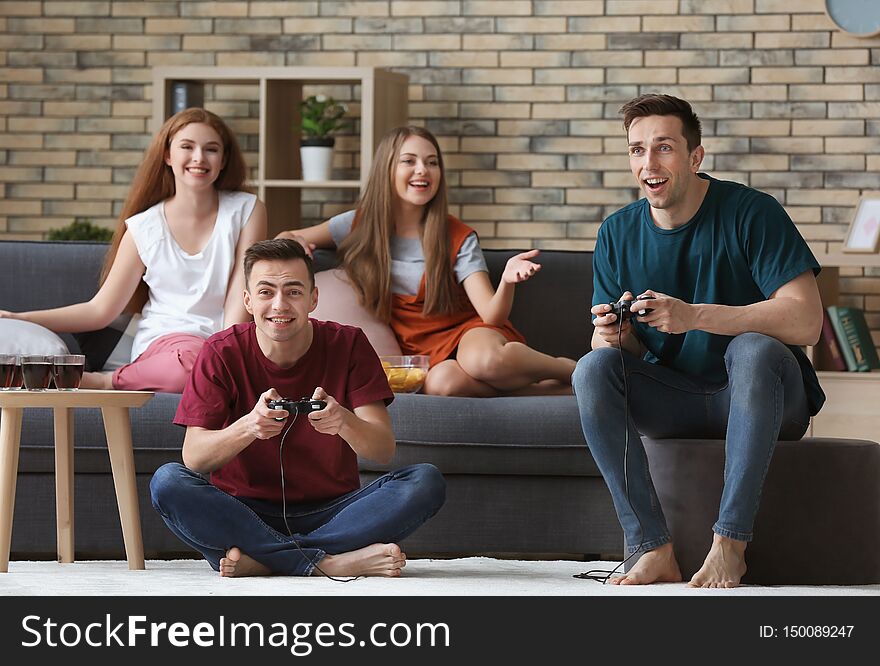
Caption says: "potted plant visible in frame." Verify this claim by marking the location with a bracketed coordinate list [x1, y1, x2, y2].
[297, 94, 349, 182]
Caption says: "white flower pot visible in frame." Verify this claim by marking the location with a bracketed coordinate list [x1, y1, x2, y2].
[300, 145, 333, 182]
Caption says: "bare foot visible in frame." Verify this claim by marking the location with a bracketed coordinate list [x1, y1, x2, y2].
[220, 546, 271, 578]
[688, 534, 747, 588]
[559, 356, 578, 380]
[80, 371, 114, 390]
[314, 543, 406, 578]
[609, 543, 683, 585]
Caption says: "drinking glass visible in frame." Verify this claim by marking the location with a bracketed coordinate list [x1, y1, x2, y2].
[53, 354, 85, 390]
[0, 354, 22, 390]
[21, 354, 54, 391]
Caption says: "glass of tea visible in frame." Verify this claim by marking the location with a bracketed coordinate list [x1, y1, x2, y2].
[53, 354, 85, 390]
[0, 354, 22, 390]
[21, 354, 54, 391]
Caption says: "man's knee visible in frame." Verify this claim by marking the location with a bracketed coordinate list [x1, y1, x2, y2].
[149, 462, 195, 511]
[725, 333, 793, 373]
[573, 347, 621, 400]
[400, 463, 446, 513]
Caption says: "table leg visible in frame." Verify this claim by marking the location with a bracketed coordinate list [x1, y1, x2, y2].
[54, 407, 75, 564]
[101, 406, 145, 570]
[0, 407, 23, 573]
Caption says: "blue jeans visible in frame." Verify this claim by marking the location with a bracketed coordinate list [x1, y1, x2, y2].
[150, 462, 446, 575]
[573, 332, 810, 555]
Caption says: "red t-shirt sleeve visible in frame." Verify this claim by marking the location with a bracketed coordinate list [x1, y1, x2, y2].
[346, 328, 395, 409]
[174, 342, 235, 430]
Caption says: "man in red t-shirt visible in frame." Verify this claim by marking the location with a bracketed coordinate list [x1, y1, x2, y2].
[150, 239, 446, 578]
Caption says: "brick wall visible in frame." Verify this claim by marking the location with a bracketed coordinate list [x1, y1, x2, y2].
[1, 0, 879, 347]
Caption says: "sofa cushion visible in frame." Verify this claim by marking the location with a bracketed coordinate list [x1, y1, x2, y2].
[482, 250, 593, 361]
[0, 319, 69, 355]
[0, 241, 107, 312]
[0, 240, 131, 367]
[358, 394, 599, 477]
[312, 268, 402, 356]
[17, 392, 185, 473]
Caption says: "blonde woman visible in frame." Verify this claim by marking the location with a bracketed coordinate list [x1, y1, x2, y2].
[277, 126, 574, 397]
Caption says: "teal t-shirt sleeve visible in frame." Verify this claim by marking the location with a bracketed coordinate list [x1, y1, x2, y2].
[740, 192, 820, 298]
[591, 221, 621, 314]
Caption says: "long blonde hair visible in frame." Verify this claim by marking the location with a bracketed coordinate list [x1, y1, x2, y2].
[338, 126, 457, 322]
[100, 108, 248, 312]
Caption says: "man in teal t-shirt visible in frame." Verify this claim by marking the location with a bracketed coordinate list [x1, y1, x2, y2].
[573, 94, 825, 589]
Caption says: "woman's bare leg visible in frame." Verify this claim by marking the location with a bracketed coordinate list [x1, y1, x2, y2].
[80, 371, 114, 390]
[455, 328, 576, 392]
[423, 359, 498, 397]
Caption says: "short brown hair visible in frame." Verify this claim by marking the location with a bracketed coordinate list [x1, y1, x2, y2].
[619, 94, 702, 152]
[244, 239, 315, 288]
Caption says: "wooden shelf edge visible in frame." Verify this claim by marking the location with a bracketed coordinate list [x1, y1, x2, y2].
[816, 370, 880, 379]
[261, 180, 363, 188]
[813, 251, 880, 267]
[152, 66, 392, 83]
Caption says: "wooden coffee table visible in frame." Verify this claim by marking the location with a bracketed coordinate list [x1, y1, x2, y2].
[0, 389, 154, 572]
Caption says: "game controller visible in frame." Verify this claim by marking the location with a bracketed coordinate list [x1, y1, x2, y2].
[267, 398, 327, 421]
[609, 294, 655, 321]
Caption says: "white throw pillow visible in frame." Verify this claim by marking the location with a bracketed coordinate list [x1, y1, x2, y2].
[312, 268, 402, 356]
[0, 319, 70, 355]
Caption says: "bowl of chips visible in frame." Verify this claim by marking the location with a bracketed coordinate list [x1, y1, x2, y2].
[380, 355, 430, 393]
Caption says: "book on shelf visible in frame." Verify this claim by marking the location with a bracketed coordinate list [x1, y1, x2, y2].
[814, 309, 847, 371]
[826, 306, 880, 372]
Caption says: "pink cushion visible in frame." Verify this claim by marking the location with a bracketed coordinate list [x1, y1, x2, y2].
[312, 268, 402, 356]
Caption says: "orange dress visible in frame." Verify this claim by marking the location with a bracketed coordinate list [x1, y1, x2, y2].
[389, 216, 525, 367]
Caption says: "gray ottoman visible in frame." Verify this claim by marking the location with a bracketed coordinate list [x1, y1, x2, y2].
[627, 437, 880, 585]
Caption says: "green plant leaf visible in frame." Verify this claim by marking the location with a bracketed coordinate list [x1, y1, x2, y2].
[47, 218, 114, 242]
[295, 94, 349, 138]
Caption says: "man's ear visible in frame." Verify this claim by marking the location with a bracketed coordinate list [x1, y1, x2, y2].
[309, 286, 319, 314]
[243, 288, 253, 315]
[690, 145, 705, 172]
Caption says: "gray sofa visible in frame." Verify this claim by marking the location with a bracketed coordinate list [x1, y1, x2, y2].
[1, 240, 621, 561]
[4, 240, 879, 586]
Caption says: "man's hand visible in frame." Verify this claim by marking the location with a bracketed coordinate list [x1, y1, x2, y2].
[634, 290, 696, 335]
[306, 387, 347, 436]
[592, 291, 639, 348]
[501, 249, 541, 285]
[241, 388, 289, 440]
[273, 231, 316, 258]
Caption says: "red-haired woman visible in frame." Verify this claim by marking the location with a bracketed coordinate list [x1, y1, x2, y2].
[0, 108, 267, 392]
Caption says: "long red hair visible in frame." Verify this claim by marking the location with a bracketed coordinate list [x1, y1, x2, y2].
[100, 108, 248, 312]
[337, 126, 457, 322]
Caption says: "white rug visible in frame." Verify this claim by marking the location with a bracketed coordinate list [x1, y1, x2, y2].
[2, 558, 877, 596]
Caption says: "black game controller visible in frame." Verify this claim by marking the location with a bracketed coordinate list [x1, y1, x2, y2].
[609, 294, 655, 321]
[268, 398, 327, 421]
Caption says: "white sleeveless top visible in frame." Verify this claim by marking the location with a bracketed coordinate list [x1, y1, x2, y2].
[125, 190, 257, 361]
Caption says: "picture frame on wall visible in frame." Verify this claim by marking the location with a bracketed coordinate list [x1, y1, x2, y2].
[842, 194, 880, 254]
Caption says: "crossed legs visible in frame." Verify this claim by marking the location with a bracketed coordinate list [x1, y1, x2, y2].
[150, 462, 446, 578]
[423, 327, 576, 397]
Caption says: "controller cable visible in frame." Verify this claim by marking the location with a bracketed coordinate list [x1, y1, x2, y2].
[277, 411, 362, 583]
[574, 305, 646, 583]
